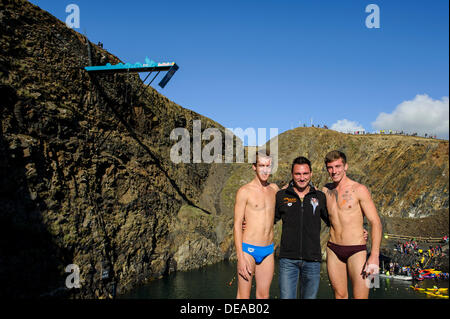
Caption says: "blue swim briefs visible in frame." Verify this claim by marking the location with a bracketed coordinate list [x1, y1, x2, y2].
[242, 242, 274, 264]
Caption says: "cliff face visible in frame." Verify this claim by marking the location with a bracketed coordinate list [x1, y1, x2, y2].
[0, 0, 236, 298]
[1, 0, 448, 299]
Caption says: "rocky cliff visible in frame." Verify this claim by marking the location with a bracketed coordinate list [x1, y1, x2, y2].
[0, 0, 448, 299]
[0, 0, 238, 298]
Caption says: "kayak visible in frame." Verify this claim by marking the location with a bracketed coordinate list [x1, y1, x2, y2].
[420, 269, 441, 275]
[425, 292, 449, 299]
[380, 274, 412, 280]
[426, 288, 448, 292]
[410, 286, 449, 298]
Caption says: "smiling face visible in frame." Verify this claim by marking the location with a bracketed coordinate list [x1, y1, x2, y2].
[326, 158, 348, 183]
[291, 163, 312, 190]
[253, 156, 272, 182]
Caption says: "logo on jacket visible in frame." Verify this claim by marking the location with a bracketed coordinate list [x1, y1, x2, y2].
[311, 197, 319, 215]
[283, 197, 297, 205]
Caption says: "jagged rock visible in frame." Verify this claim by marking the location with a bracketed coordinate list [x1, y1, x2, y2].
[0, 0, 238, 298]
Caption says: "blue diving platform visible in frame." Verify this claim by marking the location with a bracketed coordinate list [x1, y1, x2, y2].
[85, 57, 179, 88]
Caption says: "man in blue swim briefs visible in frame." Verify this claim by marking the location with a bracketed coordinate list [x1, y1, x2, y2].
[323, 150, 382, 299]
[234, 151, 279, 299]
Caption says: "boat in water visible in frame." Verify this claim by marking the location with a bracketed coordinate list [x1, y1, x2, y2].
[380, 273, 412, 281]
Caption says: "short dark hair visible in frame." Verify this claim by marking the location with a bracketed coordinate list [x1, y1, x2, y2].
[324, 150, 347, 165]
[291, 156, 312, 172]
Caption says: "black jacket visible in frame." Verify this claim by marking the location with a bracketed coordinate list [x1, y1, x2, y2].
[275, 182, 330, 262]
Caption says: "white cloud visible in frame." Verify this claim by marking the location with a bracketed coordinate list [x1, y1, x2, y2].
[331, 119, 365, 133]
[372, 94, 449, 139]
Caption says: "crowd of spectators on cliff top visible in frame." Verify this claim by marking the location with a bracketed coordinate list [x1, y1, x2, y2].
[301, 124, 439, 139]
[346, 130, 439, 139]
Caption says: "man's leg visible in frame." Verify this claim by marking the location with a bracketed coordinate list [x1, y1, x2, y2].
[279, 258, 300, 299]
[254, 253, 274, 299]
[347, 250, 369, 299]
[299, 260, 321, 299]
[237, 252, 256, 299]
[326, 246, 348, 299]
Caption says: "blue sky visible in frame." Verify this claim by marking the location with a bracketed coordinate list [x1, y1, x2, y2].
[30, 0, 449, 142]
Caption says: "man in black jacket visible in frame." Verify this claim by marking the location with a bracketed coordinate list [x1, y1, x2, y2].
[275, 156, 330, 299]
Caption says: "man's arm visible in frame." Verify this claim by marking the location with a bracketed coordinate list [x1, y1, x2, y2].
[234, 187, 252, 281]
[274, 190, 282, 224]
[270, 183, 280, 192]
[358, 184, 382, 273]
[319, 191, 330, 227]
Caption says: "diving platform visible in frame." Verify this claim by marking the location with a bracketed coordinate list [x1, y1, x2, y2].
[85, 57, 179, 88]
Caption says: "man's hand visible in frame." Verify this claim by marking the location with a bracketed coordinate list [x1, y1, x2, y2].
[242, 220, 246, 231]
[362, 228, 378, 278]
[237, 256, 252, 281]
[363, 254, 380, 278]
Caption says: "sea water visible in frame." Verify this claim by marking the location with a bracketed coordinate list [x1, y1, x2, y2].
[119, 260, 448, 299]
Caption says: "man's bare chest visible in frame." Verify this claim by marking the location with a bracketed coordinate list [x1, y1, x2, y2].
[246, 190, 276, 211]
[325, 186, 359, 212]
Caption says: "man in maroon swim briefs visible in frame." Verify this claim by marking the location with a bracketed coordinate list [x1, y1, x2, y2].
[322, 151, 382, 299]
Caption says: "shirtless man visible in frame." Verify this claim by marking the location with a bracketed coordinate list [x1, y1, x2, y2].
[322, 150, 382, 299]
[234, 151, 279, 299]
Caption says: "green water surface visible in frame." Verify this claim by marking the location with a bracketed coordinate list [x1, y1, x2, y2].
[120, 260, 448, 299]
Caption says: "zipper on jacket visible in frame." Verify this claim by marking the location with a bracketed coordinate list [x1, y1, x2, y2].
[300, 197, 304, 260]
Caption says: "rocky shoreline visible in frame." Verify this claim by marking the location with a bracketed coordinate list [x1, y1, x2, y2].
[380, 241, 449, 273]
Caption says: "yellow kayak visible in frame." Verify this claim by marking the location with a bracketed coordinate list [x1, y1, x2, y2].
[410, 286, 449, 297]
[423, 269, 442, 274]
[426, 288, 448, 292]
[425, 292, 449, 299]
